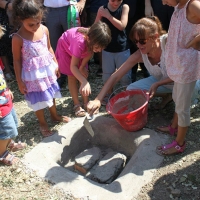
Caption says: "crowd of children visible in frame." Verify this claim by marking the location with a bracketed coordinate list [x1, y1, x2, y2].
[1, 0, 200, 166]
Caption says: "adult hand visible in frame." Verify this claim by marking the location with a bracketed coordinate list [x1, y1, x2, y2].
[149, 82, 158, 98]
[87, 100, 101, 115]
[186, 34, 200, 51]
[145, 5, 154, 16]
[79, 67, 88, 78]
[76, 1, 85, 15]
[79, 81, 91, 96]
[18, 81, 27, 95]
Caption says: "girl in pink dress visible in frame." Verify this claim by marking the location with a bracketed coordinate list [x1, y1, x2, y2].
[12, 0, 71, 137]
[156, 0, 200, 155]
[55, 21, 111, 117]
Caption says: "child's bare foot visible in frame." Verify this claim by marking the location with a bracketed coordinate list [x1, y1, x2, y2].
[39, 124, 54, 137]
[51, 116, 71, 123]
[7, 140, 27, 152]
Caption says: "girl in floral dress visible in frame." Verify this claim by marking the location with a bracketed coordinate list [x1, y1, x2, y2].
[12, 0, 71, 137]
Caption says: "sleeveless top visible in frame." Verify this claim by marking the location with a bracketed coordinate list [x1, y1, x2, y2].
[14, 26, 58, 93]
[141, 34, 173, 90]
[102, 3, 129, 52]
[165, 0, 200, 83]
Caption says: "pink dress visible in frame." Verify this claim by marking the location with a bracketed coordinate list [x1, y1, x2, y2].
[165, 0, 200, 83]
[15, 26, 62, 111]
[55, 27, 91, 76]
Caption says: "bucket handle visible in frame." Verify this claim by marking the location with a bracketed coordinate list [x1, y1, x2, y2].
[107, 86, 149, 113]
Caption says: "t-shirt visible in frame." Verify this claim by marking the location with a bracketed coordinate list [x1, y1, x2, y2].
[0, 68, 13, 117]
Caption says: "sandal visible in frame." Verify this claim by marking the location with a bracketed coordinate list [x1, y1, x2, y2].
[156, 124, 178, 136]
[156, 140, 186, 156]
[0, 150, 19, 166]
[74, 104, 86, 117]
[40, 128, 55, 137]
[7, 140, 27, 152]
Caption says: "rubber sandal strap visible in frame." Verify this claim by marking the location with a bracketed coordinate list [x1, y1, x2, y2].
[168, 125, 178, 136]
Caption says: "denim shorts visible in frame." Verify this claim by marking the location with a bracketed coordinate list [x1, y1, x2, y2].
[0, 108, 18, 140]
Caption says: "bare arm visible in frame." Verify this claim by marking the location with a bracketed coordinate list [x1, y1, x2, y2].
[79, 53, 93, 78]
[149, 77, 173, 98]
[70, 55, 91, 96]
[145, 0, 154, 16]
[186, 1, 200, 50]
[12, 34, 27, 94]
[0, 0, 12, 11]
[96, 4, 129, 31]
[87, 50, 142, 115]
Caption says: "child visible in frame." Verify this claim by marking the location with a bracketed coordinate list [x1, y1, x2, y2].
[12, 0, 71, 137]
[156, 0, 200, 156]
[95, 0, 132, 105]
[0, 26, 26, 166]
[55, 21, 111, 117]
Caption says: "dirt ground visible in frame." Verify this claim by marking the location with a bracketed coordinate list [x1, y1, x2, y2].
[0, 62, 200, 200]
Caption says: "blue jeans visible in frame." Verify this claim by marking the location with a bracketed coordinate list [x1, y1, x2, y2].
[0, 108, 18, 140]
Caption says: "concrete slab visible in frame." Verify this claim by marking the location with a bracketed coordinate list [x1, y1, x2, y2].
[23, 115, 169, 200]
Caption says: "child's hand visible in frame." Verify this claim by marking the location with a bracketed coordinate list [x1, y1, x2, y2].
[79, 81, 91, 96]
[186, 34, 200, 50]
[0, 110, 2, 118]
[18, 81, 27, 94]
[87, 100, 101, 115]
[55, 68, 61, 78]
[79, 67, 88, 78]
[149, 82, 159, 98]
[99, 7, 111, 19]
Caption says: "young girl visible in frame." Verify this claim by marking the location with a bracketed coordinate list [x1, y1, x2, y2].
[12, 0, 71, 137]
[55, 21, 111, 117]
[0, 26, 26, 166]
[94, 0, 132, 105]
[156, 0, 200, 156]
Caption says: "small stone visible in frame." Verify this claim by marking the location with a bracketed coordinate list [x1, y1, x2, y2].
[171, 189, 181, 197]
[192, 186, 197, 190]
[179, 177, 187, 183]
[167, 186, 173, 192]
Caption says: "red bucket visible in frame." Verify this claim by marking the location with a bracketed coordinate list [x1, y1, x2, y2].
[106, 89, 149, 132]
